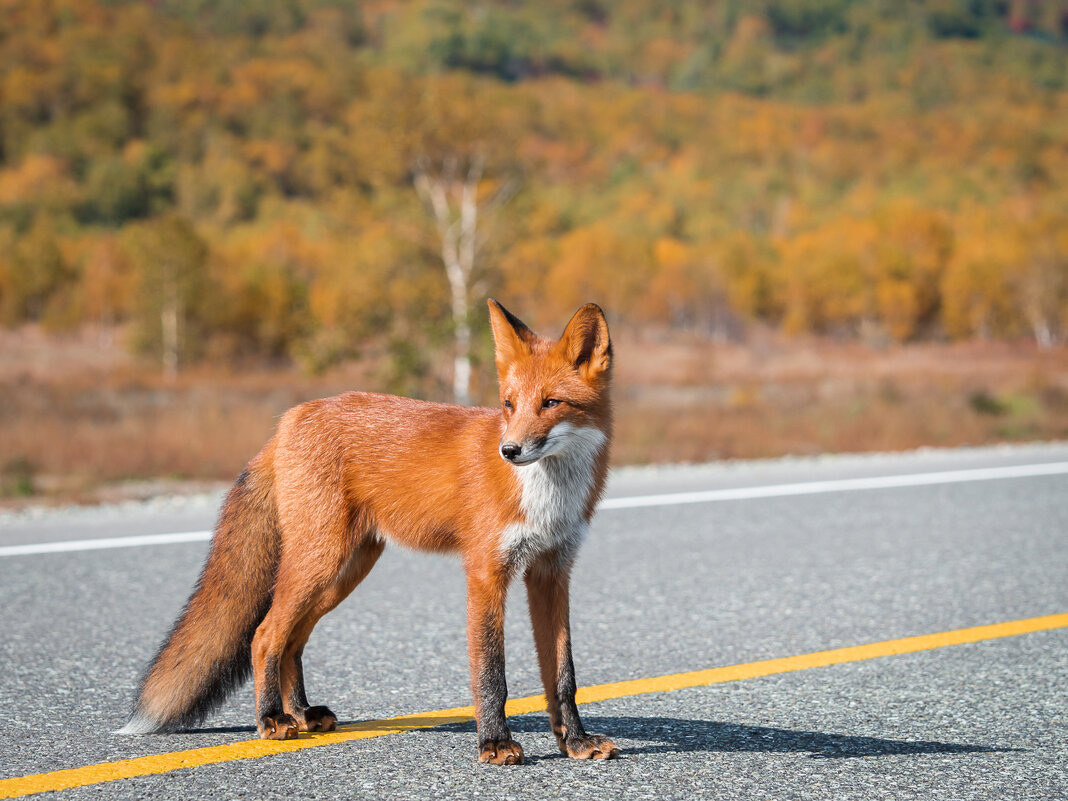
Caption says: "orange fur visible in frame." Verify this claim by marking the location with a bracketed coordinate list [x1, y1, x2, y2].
[121, 300, 619, 763]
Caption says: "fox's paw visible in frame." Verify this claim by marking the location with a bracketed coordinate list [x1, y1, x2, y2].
[562, 733, 619, 760]
[298, 706, 337, 733]
[478, 738, 524, 765]
[258, 713, 299, 740]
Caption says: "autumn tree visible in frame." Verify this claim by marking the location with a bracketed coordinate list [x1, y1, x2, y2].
[0, 215, 76, 329]
[0, 0, 1066, 379]
[122, 216, 210, 378]
[398, 74, 522, 403]
[413, 155, 518, 403]
[1013, 214, 1068, 349]
[941, 208, 1023, 341]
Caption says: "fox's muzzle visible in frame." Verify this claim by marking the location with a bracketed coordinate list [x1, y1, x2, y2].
[499, 436, 548, 465]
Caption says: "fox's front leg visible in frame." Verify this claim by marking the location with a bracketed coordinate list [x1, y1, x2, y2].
[466, 566, 523, 765]
[525, 555, 619, 760]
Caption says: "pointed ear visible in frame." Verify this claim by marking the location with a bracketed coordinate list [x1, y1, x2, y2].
[557, 303, 612, 380]
[488, 298, 537, 375]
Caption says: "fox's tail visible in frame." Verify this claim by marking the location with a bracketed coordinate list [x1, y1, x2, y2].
[117, 451, 280, 734]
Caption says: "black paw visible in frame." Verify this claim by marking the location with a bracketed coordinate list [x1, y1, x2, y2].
[299, 705, 337, 733]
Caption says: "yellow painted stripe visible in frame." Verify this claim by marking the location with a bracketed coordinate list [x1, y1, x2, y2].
[2, 612, 1065, 799]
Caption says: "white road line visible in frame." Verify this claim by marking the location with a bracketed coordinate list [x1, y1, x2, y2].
[2, 460, 1067, 557]
[0, 530, 211, 557]
[598, 460, 1068, 509]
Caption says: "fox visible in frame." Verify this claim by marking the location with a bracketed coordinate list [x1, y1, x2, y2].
[118, 299, 619, 764]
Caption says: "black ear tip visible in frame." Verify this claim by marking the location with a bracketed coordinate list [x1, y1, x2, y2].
[575, 303, 609, 329]
[488, 298, 514, 317]
[488, 299, 534, 337]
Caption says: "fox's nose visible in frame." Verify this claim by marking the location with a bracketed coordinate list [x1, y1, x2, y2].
[500, 442, 522, 462]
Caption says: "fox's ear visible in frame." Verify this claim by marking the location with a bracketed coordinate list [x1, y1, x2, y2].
[558, 303, 612, 380]
[488, 299, 537, 373]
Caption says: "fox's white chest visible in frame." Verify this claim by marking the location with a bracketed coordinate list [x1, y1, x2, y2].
[499, 426, 607, 568]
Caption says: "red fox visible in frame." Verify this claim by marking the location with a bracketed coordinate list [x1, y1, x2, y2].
[119, 300, 619, 764]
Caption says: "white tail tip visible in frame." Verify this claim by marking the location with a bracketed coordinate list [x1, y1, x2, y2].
[115, 712, 160, 735]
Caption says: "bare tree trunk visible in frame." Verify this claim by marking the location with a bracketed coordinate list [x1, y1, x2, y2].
[413, 157, 486, 406]
[1020, 259, 1064, 351]
[1029, 312, 1054, 350]
[161, 275, 179, 381]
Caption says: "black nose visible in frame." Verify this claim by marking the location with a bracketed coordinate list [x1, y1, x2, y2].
[500, 442, 522, 461]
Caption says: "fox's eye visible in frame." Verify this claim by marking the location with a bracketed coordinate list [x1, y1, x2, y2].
[543, 398, 560, 409]
[503, 399, 513, 410]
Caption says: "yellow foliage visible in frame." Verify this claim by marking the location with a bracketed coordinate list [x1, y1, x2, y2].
[80, 235, 134, 323]
[545, 224, 653, 322]
[498, 237, 560, 313]
[0, 155, 80, 209]
[777, 217, 877, 335]
[876, 280, 920, 342]
[2, 0, 1068, 362]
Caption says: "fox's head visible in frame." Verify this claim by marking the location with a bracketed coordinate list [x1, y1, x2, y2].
[488, 299, 612, 467]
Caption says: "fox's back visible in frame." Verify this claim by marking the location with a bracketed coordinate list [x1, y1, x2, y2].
[268, 389, 609, 562]
[268, 392, 519, 553]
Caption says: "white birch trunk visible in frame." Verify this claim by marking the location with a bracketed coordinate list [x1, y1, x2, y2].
[414, 158, 485, 406]
[161, 276, 179, 381]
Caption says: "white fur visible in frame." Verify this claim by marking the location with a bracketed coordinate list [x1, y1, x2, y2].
[115, 711, 159, 735]
[499, 423, 607, 569]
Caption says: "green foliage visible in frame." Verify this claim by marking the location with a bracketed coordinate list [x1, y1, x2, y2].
[0, 215, 78, 328]
[78, 143, 176, 226]
[969, 389, 1009, 416]
[762, 0, 853, 45]
[0, 456, 36, 498]
[926, 0, 1002, 39]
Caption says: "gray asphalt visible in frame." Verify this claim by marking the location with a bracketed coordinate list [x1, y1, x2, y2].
[1, 443, 1066, 799]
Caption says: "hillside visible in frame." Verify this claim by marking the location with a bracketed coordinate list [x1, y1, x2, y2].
[1, 0, 1066, 387]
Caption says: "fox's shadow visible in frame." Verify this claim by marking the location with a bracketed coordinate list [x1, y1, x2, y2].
[184, 714, 1016, 761]
[426, 715, 1016, 760]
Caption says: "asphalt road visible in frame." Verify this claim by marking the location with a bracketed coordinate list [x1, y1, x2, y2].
[1, 443, 1066, 799]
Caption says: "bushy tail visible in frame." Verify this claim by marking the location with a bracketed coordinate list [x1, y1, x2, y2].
[118, 452, 280, 734]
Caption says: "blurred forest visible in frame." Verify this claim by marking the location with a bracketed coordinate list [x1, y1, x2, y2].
[2, 0, 1068, 499]
[2, 0, 1067, 382]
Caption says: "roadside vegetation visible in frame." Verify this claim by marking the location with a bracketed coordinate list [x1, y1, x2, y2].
[2, 325, 1066, 504]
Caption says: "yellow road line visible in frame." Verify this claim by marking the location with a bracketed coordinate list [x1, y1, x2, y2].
[3, 612, 1066, 799]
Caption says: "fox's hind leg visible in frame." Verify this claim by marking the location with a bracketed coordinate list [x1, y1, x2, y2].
[280, 536, 385, 732]
[251, 573, 320, 740]
[252, 519, 382, 741]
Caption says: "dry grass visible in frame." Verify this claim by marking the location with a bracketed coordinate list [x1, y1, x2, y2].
[611, 332, 1068, 463]
[0, 327, 374, 499]
[2, 325, 1067, 505]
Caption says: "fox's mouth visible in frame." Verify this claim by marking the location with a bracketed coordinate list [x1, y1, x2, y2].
[499, 429, 582, 465]
[499, 436, 554, 466]
[507, 454, 543, 466]
[499, 446, 546, 466]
